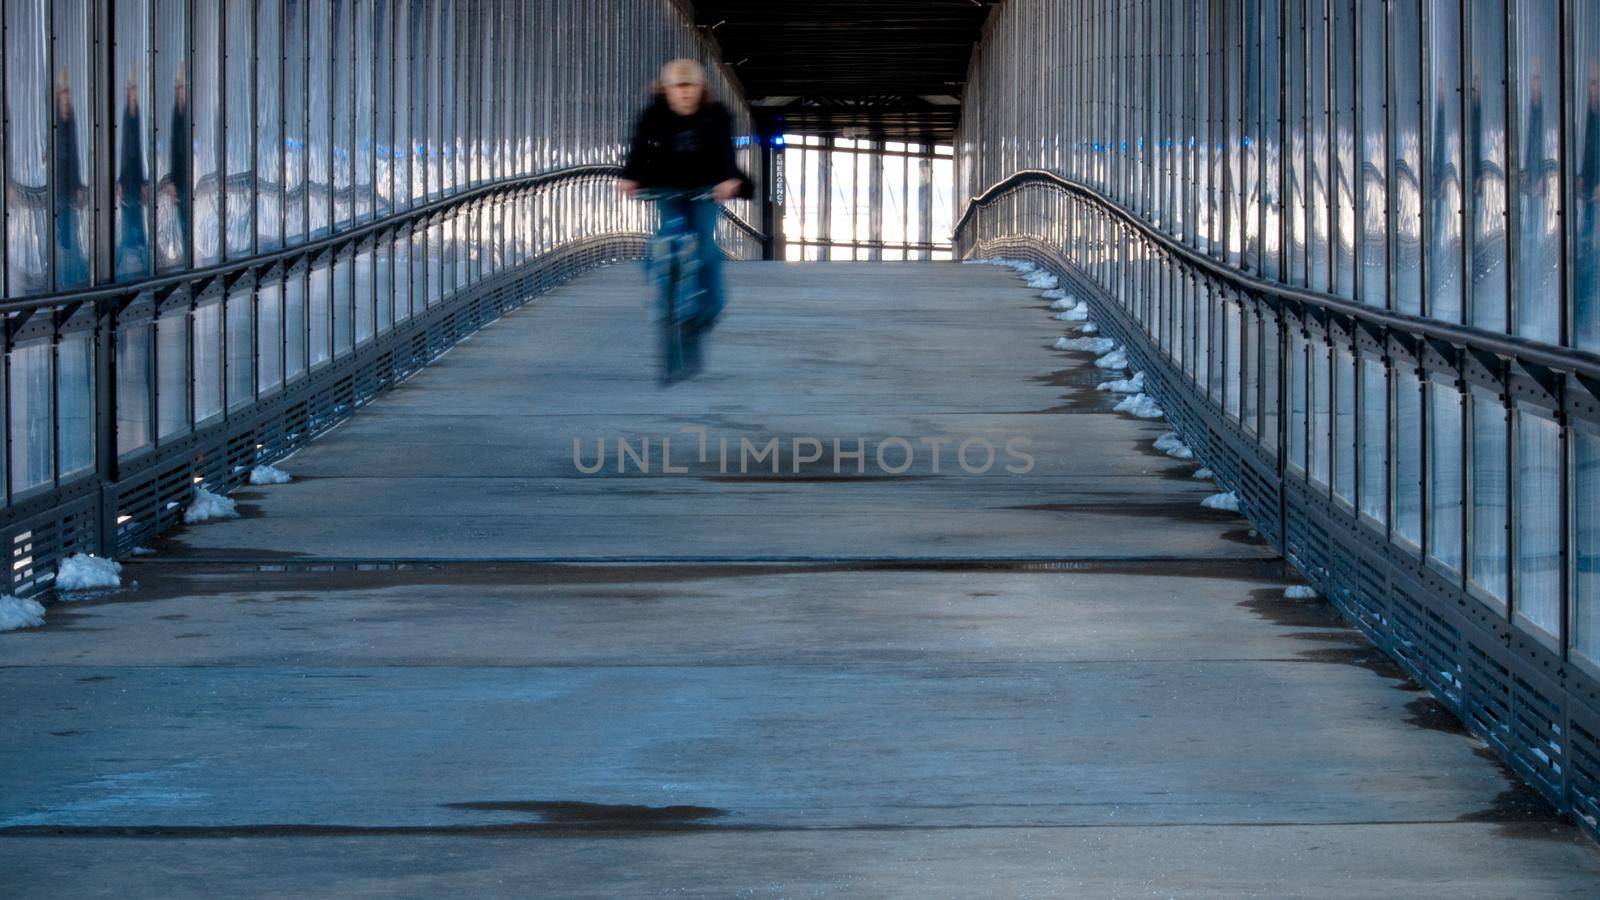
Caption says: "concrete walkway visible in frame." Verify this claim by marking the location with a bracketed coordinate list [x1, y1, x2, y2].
[4, 262, 1598, 897]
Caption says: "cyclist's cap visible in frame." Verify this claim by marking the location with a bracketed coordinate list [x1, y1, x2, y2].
[661, 59, 706, 87]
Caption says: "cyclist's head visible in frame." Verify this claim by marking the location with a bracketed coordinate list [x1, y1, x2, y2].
[661, 59, 706, 116]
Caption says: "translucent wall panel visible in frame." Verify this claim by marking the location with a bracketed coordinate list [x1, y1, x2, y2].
[1576, 426, 1600, 666]
[256, 0, 283, 252]
[7, 0, 50, 295]
[226, 282, 255, 411]
[155, 303, 189, 438]
[1513, 0, 1562, 345]
[226, 0, 256, 259]
[1428, 378, 1464, 571]
[116, 319, 153, 457]
[1426, 0, 1464, 323]
[53, 0, 93, 291]
[1392, 2, 1423, 316]
[192, 299, 223, 423]
[1359, 360, 1389, 525]
[154, 0, 190, 271]
[1468, 0, 1509, 332]
[57, 333, 95, 480]
[192, 0, 223, 268]
[1469, 388, 1509, 602]
[1574, 4, 1600, 352]
[115, 0, 155, 281]
[8, 341, 52, 491]
[1514, 408, 1560, 637]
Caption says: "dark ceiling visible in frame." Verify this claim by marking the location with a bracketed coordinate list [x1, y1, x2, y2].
[688, 0, 998, 142]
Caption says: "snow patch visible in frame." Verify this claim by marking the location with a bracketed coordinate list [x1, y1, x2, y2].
[0, 595, 45, 632]
[1193, 468, 1215, 480]
[1079, 322, 1099, 334]
[1041, 288, 1069, 301]
[1097, 371, 1145, 394]
[1095, 349, 1129, 370]
[184, 487, 240, 524]
[1049, 296, 1077, 311]
[1153, 432, 1194, 460]
[55, 554, 122, 592]
[249, 464, 292, 485]
[1026, 272, 1059, 290]
[1285, 585, 1319, 599]
[1056, 301, 1091, 322]
[1114, 393, 1166, 419]
[129, 546, 158, 556]
[1055, 336, 1116, 354]
[1201, 491, 1241, 512]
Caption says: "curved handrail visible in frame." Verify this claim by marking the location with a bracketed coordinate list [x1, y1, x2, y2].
[2, 164, 766, 316]
[956, 169, 1600, 383]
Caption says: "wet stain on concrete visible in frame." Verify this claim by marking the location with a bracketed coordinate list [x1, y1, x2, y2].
[103, 557, 1293, 604]
[443, 800, 726, 830]
[1293, 645, 1413, 681]
[1238, 587, 1348, 629]
[1020, 368, 1121, 414]
[1220, 527, 1268, 547]
[1458, 748, 1573, 840]
[1404, 695, 1474, 738]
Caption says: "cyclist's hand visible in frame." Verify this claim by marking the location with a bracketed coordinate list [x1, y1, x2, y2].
[713, 179, 742, 202]
[617, 179, 640, 198]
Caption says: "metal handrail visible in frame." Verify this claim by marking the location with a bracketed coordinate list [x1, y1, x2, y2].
[955, 168, 1600, 383]
[1, 164, 767, 316]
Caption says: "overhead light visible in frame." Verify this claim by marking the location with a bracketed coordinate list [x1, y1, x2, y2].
[752, 96, 800, 107]
[921, 95, 961, 106]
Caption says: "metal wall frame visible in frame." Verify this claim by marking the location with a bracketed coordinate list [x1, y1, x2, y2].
[957, 0, 1600, 841]
[0, 0, 765, 597]
[780, 135, 956, 261]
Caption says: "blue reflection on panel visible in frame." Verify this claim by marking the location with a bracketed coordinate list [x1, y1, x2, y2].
[284, 0, 307, 245]
[54, 0, 93, 291]
[308, 0, 332, 238]
[1427, 0, 1464, 322]
[116, 0, 154, 282]
[226, 0, 255, 259]
[256, 0, 283, 252]
[7, 0, 50, 295]
[1573, 4, 1600, 351]
[1469, 0, 1509, 331]
[1392, 2, 1423, 317]
[1514, 0, 1561, 344]
[192, 0, 222, 268]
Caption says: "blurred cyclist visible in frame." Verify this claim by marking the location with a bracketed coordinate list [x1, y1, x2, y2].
[618, 59, 750, 341]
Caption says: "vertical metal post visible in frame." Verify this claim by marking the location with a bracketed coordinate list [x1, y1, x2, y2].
[95, 0, 121, 555]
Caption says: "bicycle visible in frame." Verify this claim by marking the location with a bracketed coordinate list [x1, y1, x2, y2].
[638, 187, 716, 385]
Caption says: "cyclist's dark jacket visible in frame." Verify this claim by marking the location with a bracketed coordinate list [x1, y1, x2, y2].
[622, 97, 750, 195]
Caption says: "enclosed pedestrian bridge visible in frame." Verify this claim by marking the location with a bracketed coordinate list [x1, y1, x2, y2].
[4, 1, 1600, 893]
